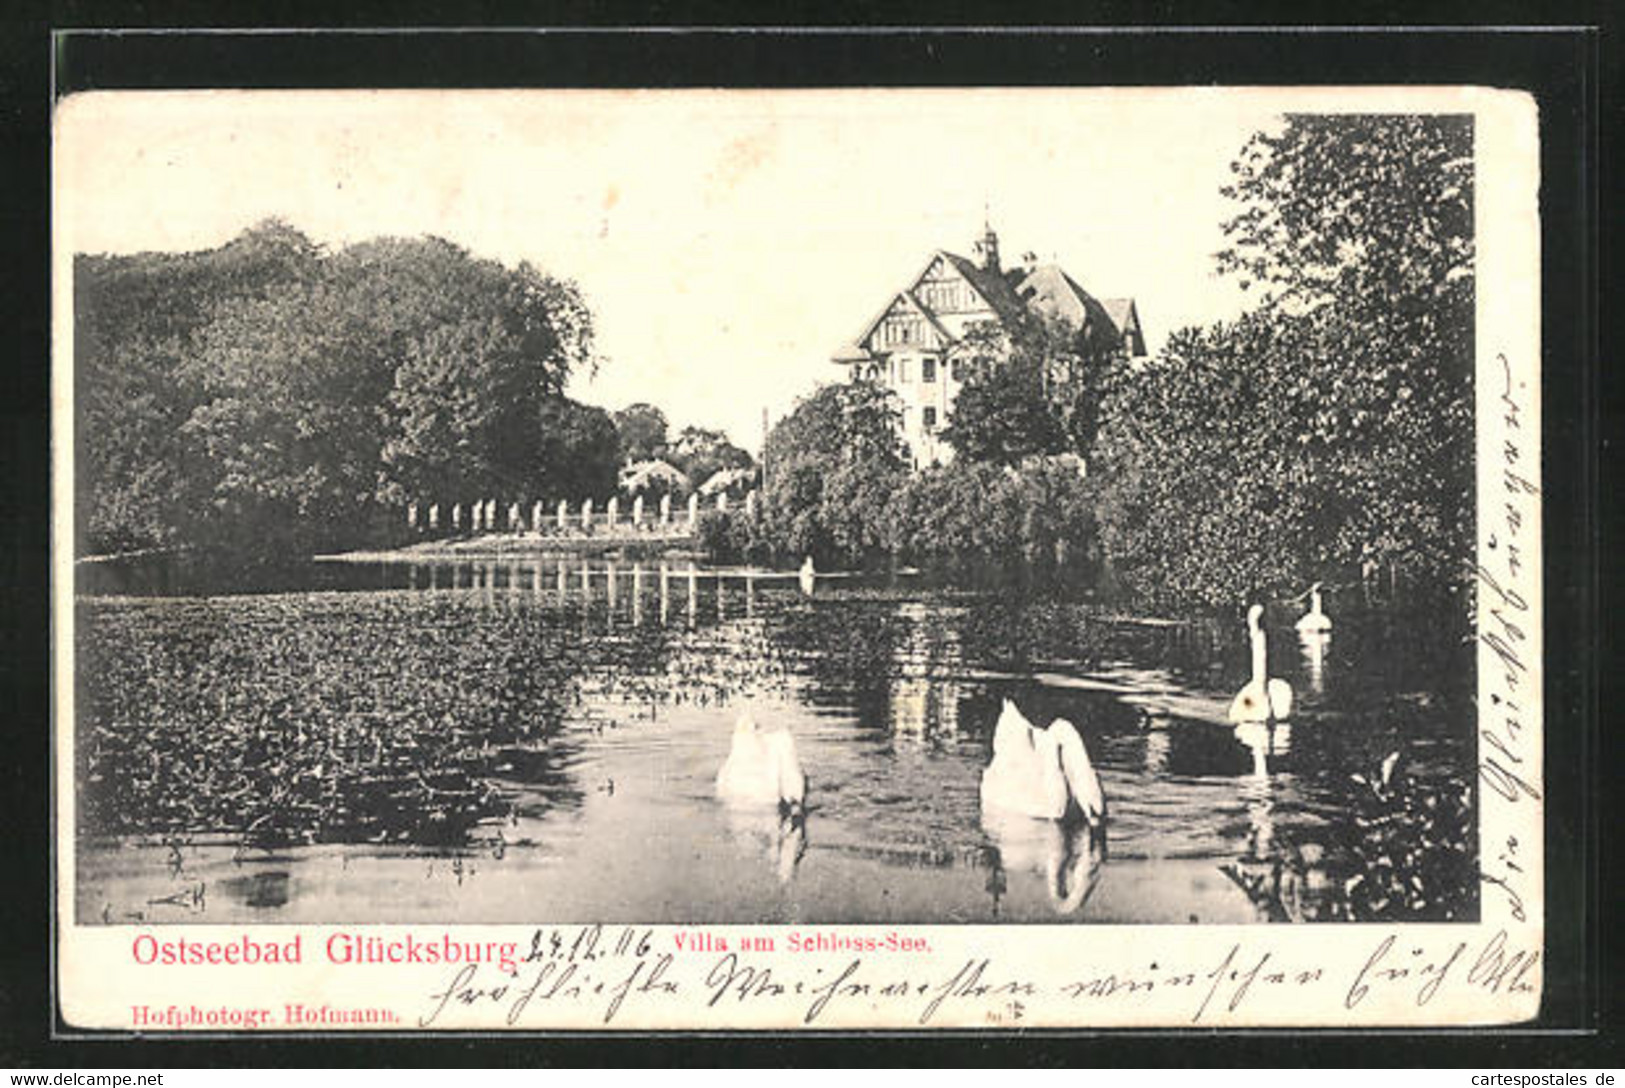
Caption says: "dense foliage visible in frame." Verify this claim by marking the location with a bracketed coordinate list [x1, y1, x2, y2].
[77, 595, 581, 846]
[1092, 114, 1475, 609]
[941, 313, 1122, 466]
[76, 221, 599, 559]
[738, 121, 1473, 610]
[883, 458, 1099, 577]
[1222, 746, 1476, 923]
[608, 408, 755, 499]
[75, 586, 788, 850]
[610, 402, 669, 465]
[704, 380, 1100, 581]
[665, 425, 755, 493]
[752, 382, 910, 566]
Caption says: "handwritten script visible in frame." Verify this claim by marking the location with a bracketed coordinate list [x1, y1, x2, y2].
[1474, 353, 1540, 924]
[415, 925, 1538, 1027]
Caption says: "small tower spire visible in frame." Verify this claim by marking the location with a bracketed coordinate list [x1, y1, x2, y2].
[974, 205, 1001, 273]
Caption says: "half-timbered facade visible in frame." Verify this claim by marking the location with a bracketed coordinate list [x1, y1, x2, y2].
[831, 225, 1146, 468]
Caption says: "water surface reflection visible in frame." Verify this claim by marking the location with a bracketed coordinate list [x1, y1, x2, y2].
[77, 556, 1473, 924]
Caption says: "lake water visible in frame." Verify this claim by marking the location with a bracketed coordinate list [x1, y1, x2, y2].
[74, 555, 1476, 925]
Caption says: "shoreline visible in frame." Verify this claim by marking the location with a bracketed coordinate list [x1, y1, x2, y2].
[313, 532, 703, 564]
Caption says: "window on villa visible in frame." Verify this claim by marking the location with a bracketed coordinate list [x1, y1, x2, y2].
[922, 358, 936, 383]
[951, 359, 964, 382]
[898, 358, 910, 382]
[923, 407, 937, 428]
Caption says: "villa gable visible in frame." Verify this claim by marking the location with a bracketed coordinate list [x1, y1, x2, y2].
[855, 290, 953, 357]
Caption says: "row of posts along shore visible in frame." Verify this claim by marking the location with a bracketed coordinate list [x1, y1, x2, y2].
[403, 490, 758, 538]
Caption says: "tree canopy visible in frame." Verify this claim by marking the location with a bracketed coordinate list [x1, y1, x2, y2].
[1216, 114, 1473, 314]
[76, 221, 600, 558]
[611, 403, 669, 465]
[1093, 114, 1475, 608]
[665, 425, 754, 492]
[754, 382, 908, 566]
[941, 312, 1123, 467]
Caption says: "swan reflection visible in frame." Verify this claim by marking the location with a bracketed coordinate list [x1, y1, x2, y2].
[981, 809, 1103, 916]
[1234, 720, 1291, 779]
[721, 804, 807, 885]
[1229, 761, 1328, 923]
[1139, 712, 1172, 776]
[1299, 631, 1330, 696]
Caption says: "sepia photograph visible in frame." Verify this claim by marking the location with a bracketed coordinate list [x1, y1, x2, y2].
[52, 83, 1543, 1029]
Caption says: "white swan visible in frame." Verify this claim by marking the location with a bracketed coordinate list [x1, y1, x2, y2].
[1227, 604, 1293, 724]
[798, 556, 816, 596]
[980, 699, 1106, 825]
[716, 711, 806, 811]
[1295, 582, 1333, 634]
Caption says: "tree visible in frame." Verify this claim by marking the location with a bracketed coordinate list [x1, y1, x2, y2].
[755, 382, 908, 566]
[1093, 316, 1326, 608]
[666, 426, 754, 492]
[74, 224, 601, 559]
[1092, 114, 1475, 608]
[941, 312, 1123, 467]
[881, 458, 1098, 580]
[611, 403, 669, 465]
[1216, 115, 1473, 315]
[533, 398, 620, 501]
[75, 219, 323, 553]
[1217, 114, 1474, 591]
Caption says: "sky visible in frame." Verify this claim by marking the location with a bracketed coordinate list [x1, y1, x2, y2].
[56, 88, 1318, 452]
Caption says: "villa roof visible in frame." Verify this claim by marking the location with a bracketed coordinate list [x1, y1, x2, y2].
[698, 466, 756, 495]
[1012, 264, 1096, 327]
[831, 237, 1144, 362]
[618, 459, 690, 493]
[1100, 298, 1139, 336]
[938, 251, 1027, 325]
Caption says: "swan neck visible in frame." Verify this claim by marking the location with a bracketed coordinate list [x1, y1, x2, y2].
[1250, 626, 1267, 685]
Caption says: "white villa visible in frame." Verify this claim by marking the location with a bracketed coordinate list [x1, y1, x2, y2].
[830, 224, 1146, 467]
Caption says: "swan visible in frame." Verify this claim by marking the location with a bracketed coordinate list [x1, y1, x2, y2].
[1228, 604, 1293, 724]
[1295, 582, 1333, 634]
[980, 699, 1106, 825]
[798, 556, 816, 596]
[716, 711, 806, 812]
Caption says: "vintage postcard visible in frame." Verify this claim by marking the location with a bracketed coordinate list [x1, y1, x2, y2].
[53, 85, 1541, 1031]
